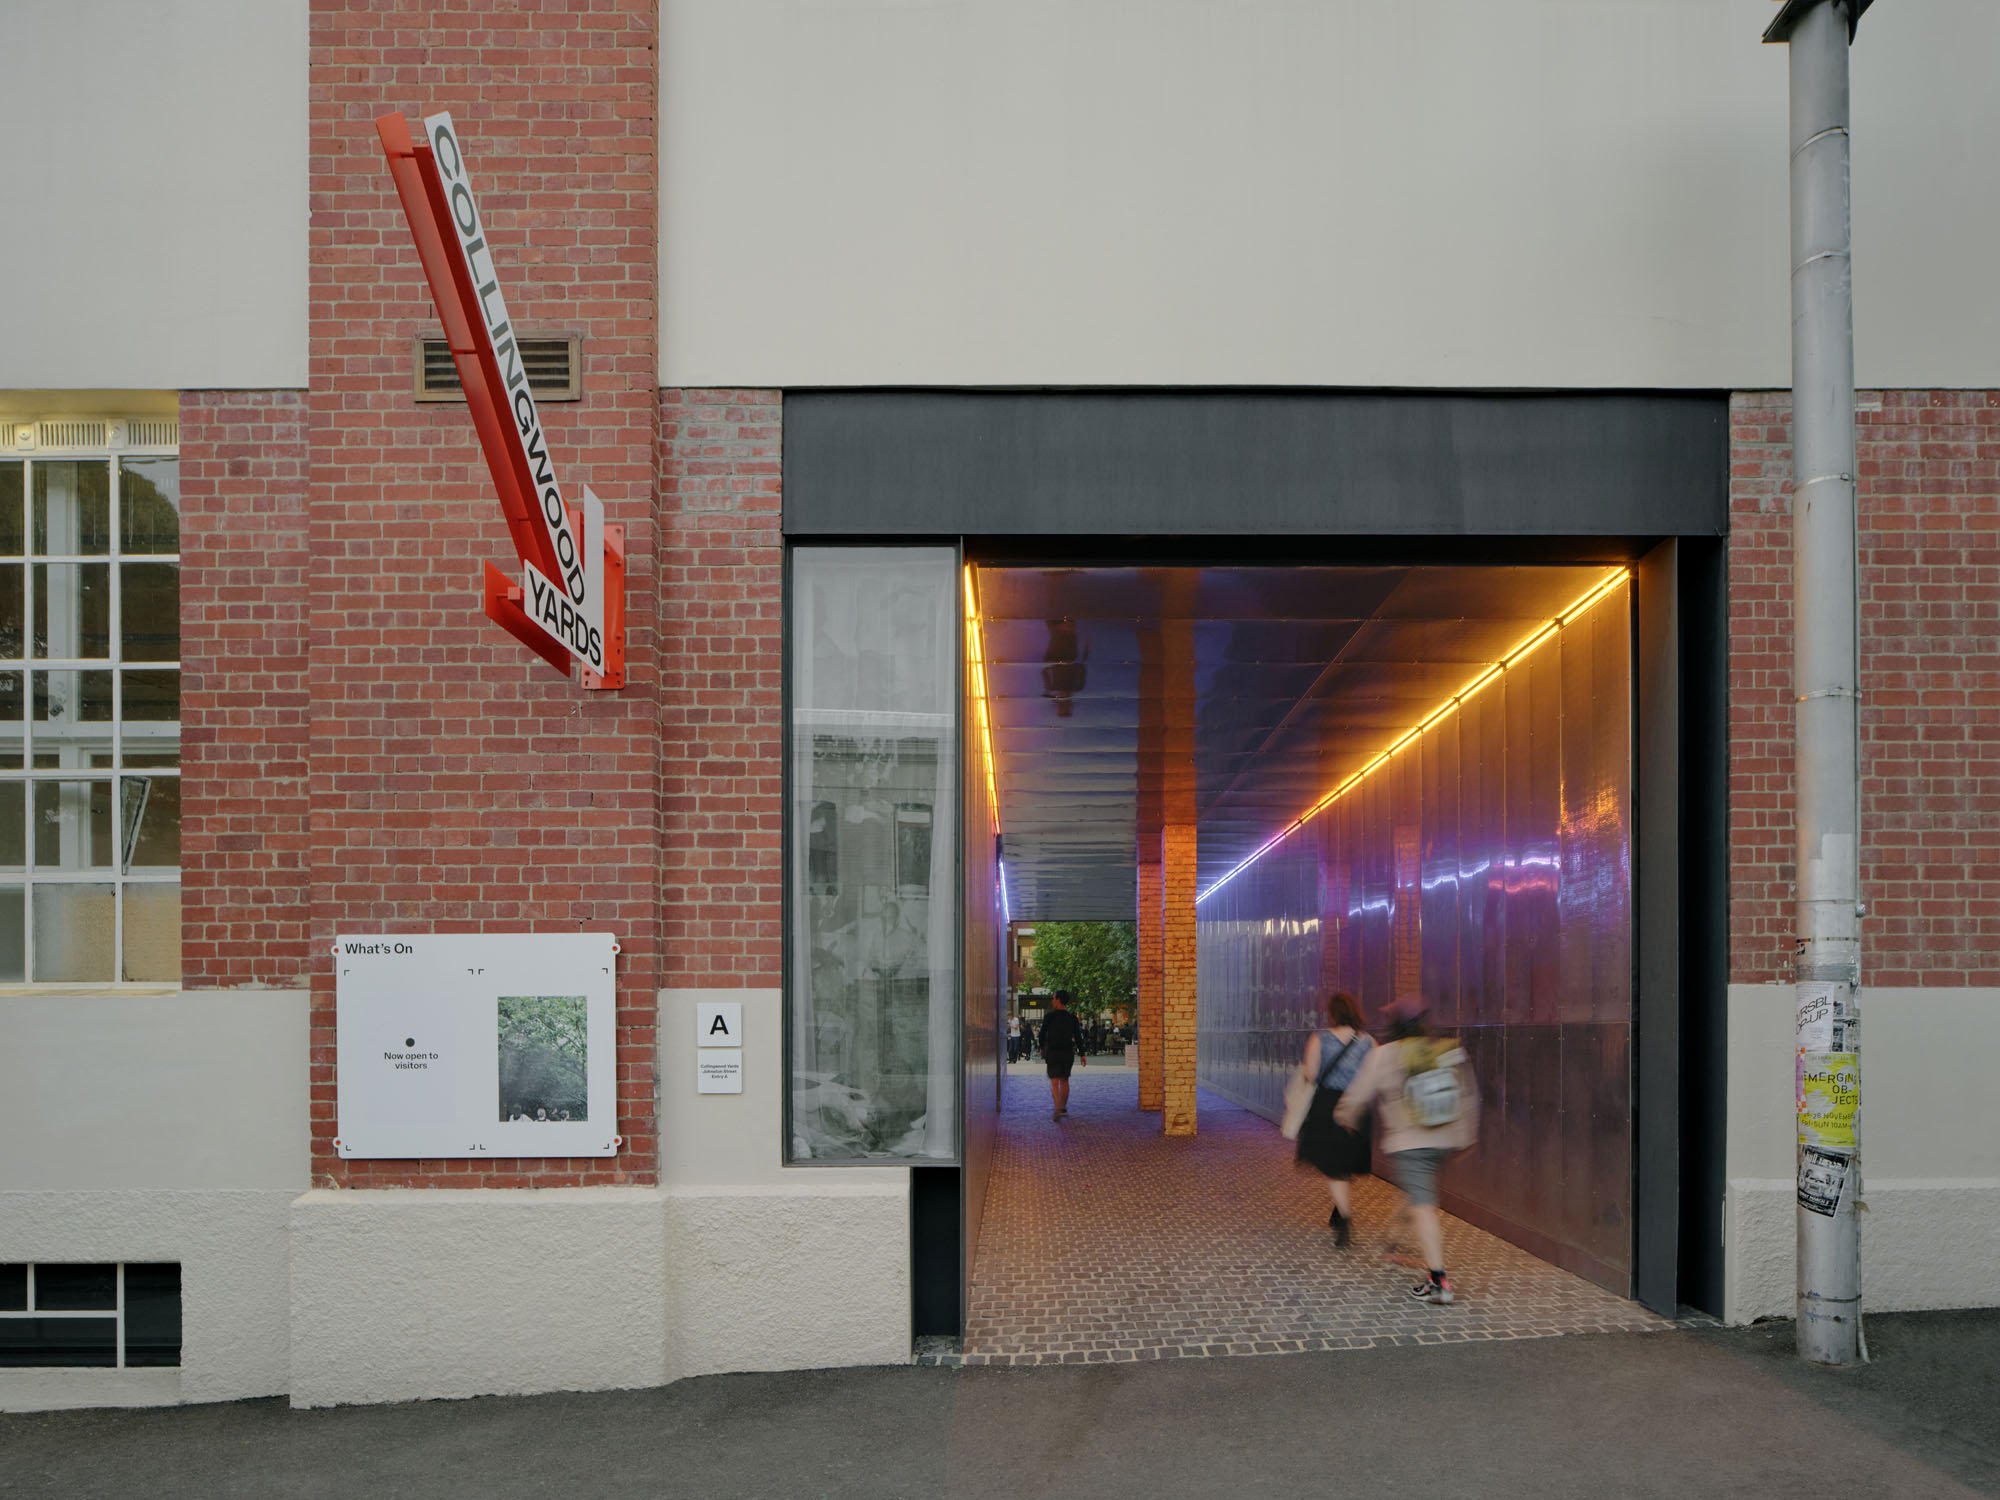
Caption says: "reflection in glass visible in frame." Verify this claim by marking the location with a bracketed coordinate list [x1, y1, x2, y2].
[32, 563, 111, 659]
[0, 887, 22, 981]
[789, 548, 958, 1162]
[119, 458, 180, 554]
[34, 1263, 116, 1310]
[0, 782, 23, 869]
[123, 883, 180, 982]
[122, 668, 180, 722]
[123, 1263, 182, 1366]
[121, 563, 179, 662]
[33, 780, 114, 870]
[121, 776, 179, 869]
[0, 1318, 117, 1368]
[0, 565, 21, 660]
[0, 672, 20, 768]
[33, 670, 114, 738]
[32, 883, 114, 981]
[0, 462, 21, 554]
[32, 462, 110, 556]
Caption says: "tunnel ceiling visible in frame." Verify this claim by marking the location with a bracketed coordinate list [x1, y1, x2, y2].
[975, 564, 1609, 921]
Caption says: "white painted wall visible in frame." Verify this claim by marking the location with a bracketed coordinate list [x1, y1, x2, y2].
[0, 990, 309, 1407]
[1723, 984, 2000, 1323]
[661, 0, 2000, 391]
[288, 1189, 670, 1408]
[0, 1, 307, 390]
[658, 988, 910, 1380]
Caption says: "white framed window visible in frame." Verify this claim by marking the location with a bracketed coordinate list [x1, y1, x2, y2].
[0, 432, 180, 984]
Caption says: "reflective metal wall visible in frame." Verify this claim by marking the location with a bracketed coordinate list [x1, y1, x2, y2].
[962, 573, 1004, 1297]
[1197, 584, 1633, 1288]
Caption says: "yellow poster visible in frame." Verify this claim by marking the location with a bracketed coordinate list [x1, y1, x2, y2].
[1799, 1052, 1860, 1149]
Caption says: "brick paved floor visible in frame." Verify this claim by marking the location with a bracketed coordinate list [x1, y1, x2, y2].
[961, 1061, 1668, 1366]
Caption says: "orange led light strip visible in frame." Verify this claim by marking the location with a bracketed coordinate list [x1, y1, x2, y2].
[1195, 567, 1631, 905]
[964, 566, 1002, 834]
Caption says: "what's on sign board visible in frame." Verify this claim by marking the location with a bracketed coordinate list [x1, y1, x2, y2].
[375, 111, 626, 690]
[333, 932, 620, 1160]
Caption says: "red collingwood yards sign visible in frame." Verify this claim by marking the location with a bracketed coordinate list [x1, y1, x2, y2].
[375, 110, 626, 689]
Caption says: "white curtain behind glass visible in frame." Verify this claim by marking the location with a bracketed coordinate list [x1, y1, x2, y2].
[789, 548, 959, 1161]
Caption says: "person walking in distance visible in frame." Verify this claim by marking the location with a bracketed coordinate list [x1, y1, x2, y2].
[1039, 990, 1087, 1121]
[1293, 991, 1374, 1246]
[1336, 996, 1479, 1305]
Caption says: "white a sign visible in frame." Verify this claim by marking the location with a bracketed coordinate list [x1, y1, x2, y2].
[334, 932, 618, 1159]
[696, 1001, 742, 1048]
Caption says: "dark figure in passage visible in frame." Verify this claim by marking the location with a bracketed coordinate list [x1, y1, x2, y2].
[1039, 990, 1087, 1121]
[1337, 996, 1480, 1305]
[1294, 990, 1374, 1245]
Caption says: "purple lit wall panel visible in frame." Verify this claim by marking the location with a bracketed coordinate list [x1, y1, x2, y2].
[1197, 587, 1634, 1290]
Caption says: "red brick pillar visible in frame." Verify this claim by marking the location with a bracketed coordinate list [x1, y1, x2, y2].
[1161, 821, 1198, 1137]
[306, 0, 663, 1188]
[1136, 840, 1163, 1111]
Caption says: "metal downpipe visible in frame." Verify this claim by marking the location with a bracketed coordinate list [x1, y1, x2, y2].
[1778, 0, 1865, 1367]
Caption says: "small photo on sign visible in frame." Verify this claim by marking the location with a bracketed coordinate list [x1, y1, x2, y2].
[497, 994, 588, 1123]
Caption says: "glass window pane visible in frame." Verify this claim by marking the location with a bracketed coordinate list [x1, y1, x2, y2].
[0, 671, 22, 769]
[0, 1317, 117, 1367]
[122, 668, 180, 724]
[123, 883, 180, 982]
[34, 1262, 117, 1310]
[0, 1264, 24, 1311]
[0, 887, 23, 981]
[31, 882, 114, 981]
[0, 565, 21, 661]
[32, 670, 113, 757]
[120, 563, 179, 662]
[123, 1263, 182, 1367]
[32, 780, 114, 871]
[32, 461, 110, 556]
[119, 457, 180, 554]
[788, 547, 958, 1163]
[32, 563, 111, 659]
[0, 781, 23, 869]
[122, 776, 179, 869]
[0, 462, 21, 554]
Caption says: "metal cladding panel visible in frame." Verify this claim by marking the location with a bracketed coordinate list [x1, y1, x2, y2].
[1196, 580, 1634, 1291]
[784, 392, 1729, 538]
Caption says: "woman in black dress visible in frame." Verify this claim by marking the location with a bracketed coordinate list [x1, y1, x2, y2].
[1295, 991, 1374, 1245]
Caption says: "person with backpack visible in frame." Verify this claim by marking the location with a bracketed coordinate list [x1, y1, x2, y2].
[1291, 991, 1374, 1246]
[1336, 995, 1479, 1305]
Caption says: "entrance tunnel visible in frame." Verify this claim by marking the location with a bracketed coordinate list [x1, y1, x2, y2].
[963, 563, 1644, 1329]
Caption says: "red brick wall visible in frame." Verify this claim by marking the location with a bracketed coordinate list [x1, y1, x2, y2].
[307, 0, 661, 1187]
[180, 391, 312, 988]
[657, 390, 784, 988]
[1729, 390, 2000, 987]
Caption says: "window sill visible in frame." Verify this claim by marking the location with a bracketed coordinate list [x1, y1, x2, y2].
[0, 984, 180, 999]
[0, 1366, 181, 1413]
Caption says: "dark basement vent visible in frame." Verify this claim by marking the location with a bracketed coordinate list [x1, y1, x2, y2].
[414, 334, 581, 402]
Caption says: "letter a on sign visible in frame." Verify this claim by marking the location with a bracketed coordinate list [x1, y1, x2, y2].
[374, 111, 626, 689]
[696, 1002, 742, 1049]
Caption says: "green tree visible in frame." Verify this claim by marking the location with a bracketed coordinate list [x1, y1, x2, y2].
[1024, 922, 1136, 1021]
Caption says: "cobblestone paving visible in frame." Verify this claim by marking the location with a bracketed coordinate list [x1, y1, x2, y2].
[961, 1062, 1669, 1366]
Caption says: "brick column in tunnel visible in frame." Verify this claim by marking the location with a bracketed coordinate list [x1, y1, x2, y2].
[1162, 821, 1198, 1136]
[1137, 837, 1164, 1111]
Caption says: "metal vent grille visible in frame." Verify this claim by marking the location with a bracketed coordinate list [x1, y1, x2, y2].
[415, 334, 581, 402]
[125, 418, 179, 448]
[38, 420, 109, 450]
[4, 425, 26, 452]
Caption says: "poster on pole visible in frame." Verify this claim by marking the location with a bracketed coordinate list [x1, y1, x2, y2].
[334, 932, 620, 1159]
